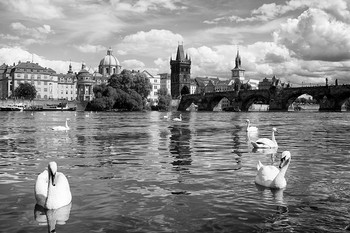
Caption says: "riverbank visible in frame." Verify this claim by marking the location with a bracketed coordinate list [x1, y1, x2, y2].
[0, 99, 87, 111]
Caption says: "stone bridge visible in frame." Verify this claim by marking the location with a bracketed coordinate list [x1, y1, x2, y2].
[177, 85, 350, 111]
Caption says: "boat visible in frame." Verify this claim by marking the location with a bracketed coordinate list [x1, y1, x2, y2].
[42, 102, 76, 111]
[0, 103, 26, 111]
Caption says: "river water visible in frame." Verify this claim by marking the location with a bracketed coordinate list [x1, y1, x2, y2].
[0, 110, 350, 232]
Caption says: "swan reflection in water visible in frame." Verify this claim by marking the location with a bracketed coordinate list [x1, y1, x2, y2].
[255, 184, 292, 231]
[34, 203, 71, 232]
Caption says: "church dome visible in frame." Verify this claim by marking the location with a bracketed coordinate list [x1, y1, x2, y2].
[99, 48, 120, 66]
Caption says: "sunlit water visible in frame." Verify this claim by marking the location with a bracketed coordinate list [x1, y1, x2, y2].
[1, 110, 350, 233]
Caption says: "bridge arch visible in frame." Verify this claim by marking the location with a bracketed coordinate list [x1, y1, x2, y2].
[241, 94, 269, 111]
[181, 86, 190, 96]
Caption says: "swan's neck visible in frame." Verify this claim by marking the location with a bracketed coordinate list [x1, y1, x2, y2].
[65, 120, 68, 128]
[273, 159, 290, 188]
[272, 131, 276, 144]
[246, 122, 250, 130]
[45, 172, 55, 208]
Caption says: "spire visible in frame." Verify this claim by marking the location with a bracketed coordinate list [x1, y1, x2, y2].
[68, 60, 73, 74]
[235, 47, 241, 69]
[107, 47, 112, 55]
[176, 44, 185, 61]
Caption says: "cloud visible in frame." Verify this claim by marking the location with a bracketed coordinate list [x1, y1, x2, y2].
[0, 0, 64, 20]
[74, 44, 106, 53]
[211, 0, 350, 23]
[154, 58, 169, 73]
[110, 0, 185, 13]
[0, 47, 84, 74]
[11, 22, 54, 39]
[121, 59, 145, 70]
[117, 29, 183, 57]
[274, 8, 350, 61]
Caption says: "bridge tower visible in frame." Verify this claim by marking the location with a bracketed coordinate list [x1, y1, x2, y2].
[231, 49, 245, 91]
[170, 44, 191, 99]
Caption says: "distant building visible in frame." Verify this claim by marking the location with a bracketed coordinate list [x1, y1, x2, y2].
[57, 63, 77, 100]
[190, 79, 196, 94]
[2, 61, 59, 99]
[247, 79, 259, 90]
[231, 49, 245, 82]
[170, 44, 191, 99]
[159, 73, 171, 95]
[76, 63, 94, 101]
[142, 70, 160, 104]
[98, 48, 121, 77]
[258, 76, 281, 90]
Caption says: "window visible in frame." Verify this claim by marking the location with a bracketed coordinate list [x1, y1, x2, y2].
[44, 88, 48, 92]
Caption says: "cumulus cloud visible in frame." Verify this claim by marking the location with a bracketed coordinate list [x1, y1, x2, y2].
[274, 8, 350, 61]
[74, 44, 106, 53]
[0, 0, 64, 20]
[154, 58, 169, 73]
[211, 0, 350, 23]
[0, 47, 83, 74]
[121, 59, 145, 71]
[117, 29, 183, 57]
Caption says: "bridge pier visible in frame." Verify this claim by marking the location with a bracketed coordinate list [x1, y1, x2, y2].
[318, 96, 342, 111]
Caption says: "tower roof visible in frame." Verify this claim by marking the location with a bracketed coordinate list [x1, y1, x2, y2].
[176, 44, 185, 61]
[235, 49, 241, 69]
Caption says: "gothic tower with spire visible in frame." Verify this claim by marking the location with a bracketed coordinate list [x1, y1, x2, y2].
[170, 44, 191, 99]
[231, 49, 245, 81]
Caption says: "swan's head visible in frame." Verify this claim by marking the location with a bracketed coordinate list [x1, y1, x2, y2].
[48, 162, 58, 186]
[272, 127, 277, 132]
[279, 151, 291, 169]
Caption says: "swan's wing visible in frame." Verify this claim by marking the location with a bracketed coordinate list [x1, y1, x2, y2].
[256, 165, 280, 186]
[248, 126, 258, 131]
[255, 138, 273, 146]
[35, 170, 48, 206]
[54, 172, 72, 203]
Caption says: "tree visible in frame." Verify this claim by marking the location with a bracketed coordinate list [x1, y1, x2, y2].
[109, 69, 132, 92]
[157, 87, 172, 111]
[14, 83, 37, 100]
[131, 72, 151, 99]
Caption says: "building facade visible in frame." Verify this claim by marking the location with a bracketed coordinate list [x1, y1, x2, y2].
[170, 44, 191, 99]
[159, 73, 171, 95]
[142, 70, 160, 104]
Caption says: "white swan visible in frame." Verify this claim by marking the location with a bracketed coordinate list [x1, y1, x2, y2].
[255, 151, 291, 189]
[35, 162, 72, 209]
[246, 119, 258, 132]
[251, 127, 277, 148]
[52, 119, 69, 131]
[163, 112, 170, 119]
[173, 114, 182, 122]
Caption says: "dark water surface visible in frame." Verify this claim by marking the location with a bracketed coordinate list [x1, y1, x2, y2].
[0, 111, 350, 232]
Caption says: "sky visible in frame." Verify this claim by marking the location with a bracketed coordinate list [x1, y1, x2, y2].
[0, 0, 350, 86]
